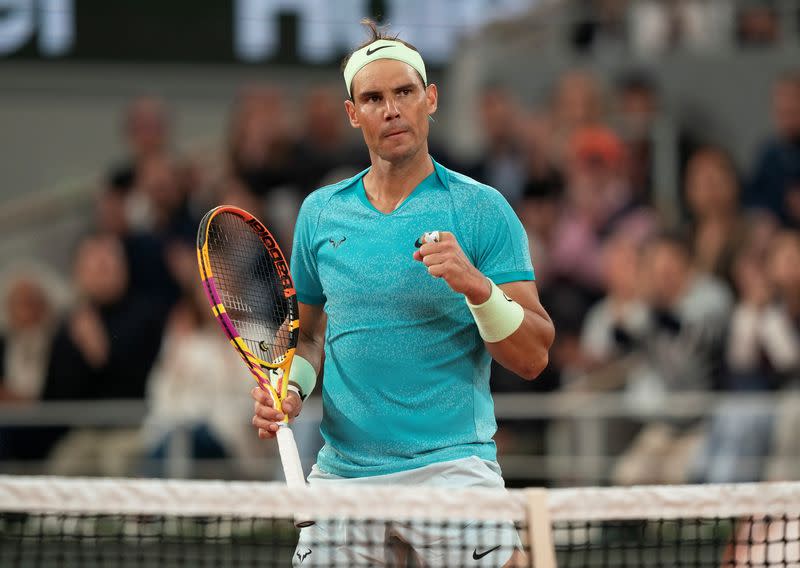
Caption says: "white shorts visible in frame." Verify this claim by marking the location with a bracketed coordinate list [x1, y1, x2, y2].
[293, 456, 522, 567]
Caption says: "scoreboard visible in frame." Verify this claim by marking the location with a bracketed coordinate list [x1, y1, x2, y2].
[0, 0, 532, 65]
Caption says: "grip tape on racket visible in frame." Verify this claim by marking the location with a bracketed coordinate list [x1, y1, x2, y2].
[276, 425, 306, 488]
[276, 426, 315, 528]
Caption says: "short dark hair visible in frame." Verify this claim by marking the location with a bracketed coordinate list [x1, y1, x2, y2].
[341, 19, 425, 98]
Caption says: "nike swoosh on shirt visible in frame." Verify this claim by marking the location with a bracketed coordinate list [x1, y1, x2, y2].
[366, 45, 392, 56]
[472, 545, 501, 560]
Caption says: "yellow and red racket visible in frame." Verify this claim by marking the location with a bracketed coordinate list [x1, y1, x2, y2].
[196, 205, 305, 488]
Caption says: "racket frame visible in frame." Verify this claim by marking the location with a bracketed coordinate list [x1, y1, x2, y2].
[197, 206, 300, 420]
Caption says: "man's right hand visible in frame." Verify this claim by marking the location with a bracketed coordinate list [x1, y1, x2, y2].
[251, 387, 302, 439]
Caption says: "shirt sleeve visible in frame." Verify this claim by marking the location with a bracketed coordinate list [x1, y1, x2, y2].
[472, 189, 535, 284]
[290, 197, 326, 305]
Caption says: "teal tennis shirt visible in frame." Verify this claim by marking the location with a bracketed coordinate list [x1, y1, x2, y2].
[290, 158, 535, 478]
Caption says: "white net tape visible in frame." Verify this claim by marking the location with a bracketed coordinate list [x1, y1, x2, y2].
[1, 476, 799, 522]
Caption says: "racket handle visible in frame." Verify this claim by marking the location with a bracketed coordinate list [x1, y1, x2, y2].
[276, 425, 306, 488]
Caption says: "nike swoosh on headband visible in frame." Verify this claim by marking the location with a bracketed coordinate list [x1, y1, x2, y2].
[366, 45, 392, 56]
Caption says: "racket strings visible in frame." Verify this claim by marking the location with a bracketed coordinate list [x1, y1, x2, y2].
[206, 213, 294, 364]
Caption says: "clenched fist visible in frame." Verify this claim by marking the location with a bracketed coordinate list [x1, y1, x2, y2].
[413, 231, 491, 305]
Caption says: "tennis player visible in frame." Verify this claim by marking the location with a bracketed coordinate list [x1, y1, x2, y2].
[251, 19, 554, 567]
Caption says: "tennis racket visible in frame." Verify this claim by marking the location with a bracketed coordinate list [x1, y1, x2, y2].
[196, 205, 305, 488]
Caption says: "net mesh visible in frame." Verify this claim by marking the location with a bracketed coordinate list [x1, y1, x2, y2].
[205, 211, 295, 364]
[1, 477, 799, 567]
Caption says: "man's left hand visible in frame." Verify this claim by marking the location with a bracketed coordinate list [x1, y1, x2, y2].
[413, 231, 491, 304]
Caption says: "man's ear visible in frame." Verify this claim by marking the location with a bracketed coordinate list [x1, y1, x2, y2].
[344, 99, 360, 128]
[425, 83, 438, 117]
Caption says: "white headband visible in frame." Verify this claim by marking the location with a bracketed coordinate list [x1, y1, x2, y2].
[343, 39, 427, 97]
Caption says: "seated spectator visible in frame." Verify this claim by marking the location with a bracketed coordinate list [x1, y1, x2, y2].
[612, 231, 733, 486]
[99, 155, 197, 309]
[0, 266, 64, 461]
[613, 70, 700, 211]
[0, 268, 60, 402]
[549, 126, 655, 296]
[761, 231, 800, 480]
[683, 146, 747, 284]
[226, 84, 303, 246]
[107, 96, 171, 194]
[577, 232, 650, 389]
[42, 234, 166, 476]
[140, 285, 263, 479]
[695, 230, 800, 483]
[745, 71, 800, 227]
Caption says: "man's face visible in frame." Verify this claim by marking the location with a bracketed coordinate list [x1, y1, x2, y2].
[345, 59, 437, 164]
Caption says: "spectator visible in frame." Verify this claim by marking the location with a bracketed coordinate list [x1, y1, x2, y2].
[141, 285, 262, 479]
[226, 84, 303, 246]
[762, 230, 800, 480]
[99, 155, 196, 309]
[745, 71, 800, 227]
[615, 71, 659, 203]
[107, 96, 171, 194]
[544, 125, 656, 391]
[227, 84, 300, 198]
[295, 85, 367, 196]
[42, 235, 165, 476]
[0, 269, 60, 402]
[683, 146, 747, 284]
[614, 70, 700, 210]
[0, 267, 63, 462]
[465, 85, 527, 205]
[695, 231, 800, 483]
[549, 126, 654, 295]
[548, 70, 606, 170]
[44, 234, 165, 400]
[578, 232, 649, 387]
[520, 110, 564, 205]
[612, 231, 732, 486]
[517, 112, 564, 292]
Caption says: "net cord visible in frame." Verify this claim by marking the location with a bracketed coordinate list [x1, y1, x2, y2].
[1, 477, 799, 522]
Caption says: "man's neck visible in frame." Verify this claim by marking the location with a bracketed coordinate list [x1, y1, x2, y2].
[363, 148, 434, 213]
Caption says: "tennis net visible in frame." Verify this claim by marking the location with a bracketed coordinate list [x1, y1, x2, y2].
[1, 476, 798, 567]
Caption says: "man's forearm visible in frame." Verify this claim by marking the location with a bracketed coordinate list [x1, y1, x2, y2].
[296, 331, 325, 375]
[485, 307, 554, 380]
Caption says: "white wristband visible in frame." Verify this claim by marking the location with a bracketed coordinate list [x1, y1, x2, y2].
[466, 279, 525, 343]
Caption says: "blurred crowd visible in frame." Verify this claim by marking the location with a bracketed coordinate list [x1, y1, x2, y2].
[570, 0, 800, 56]
[0, 60, 799, 486]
